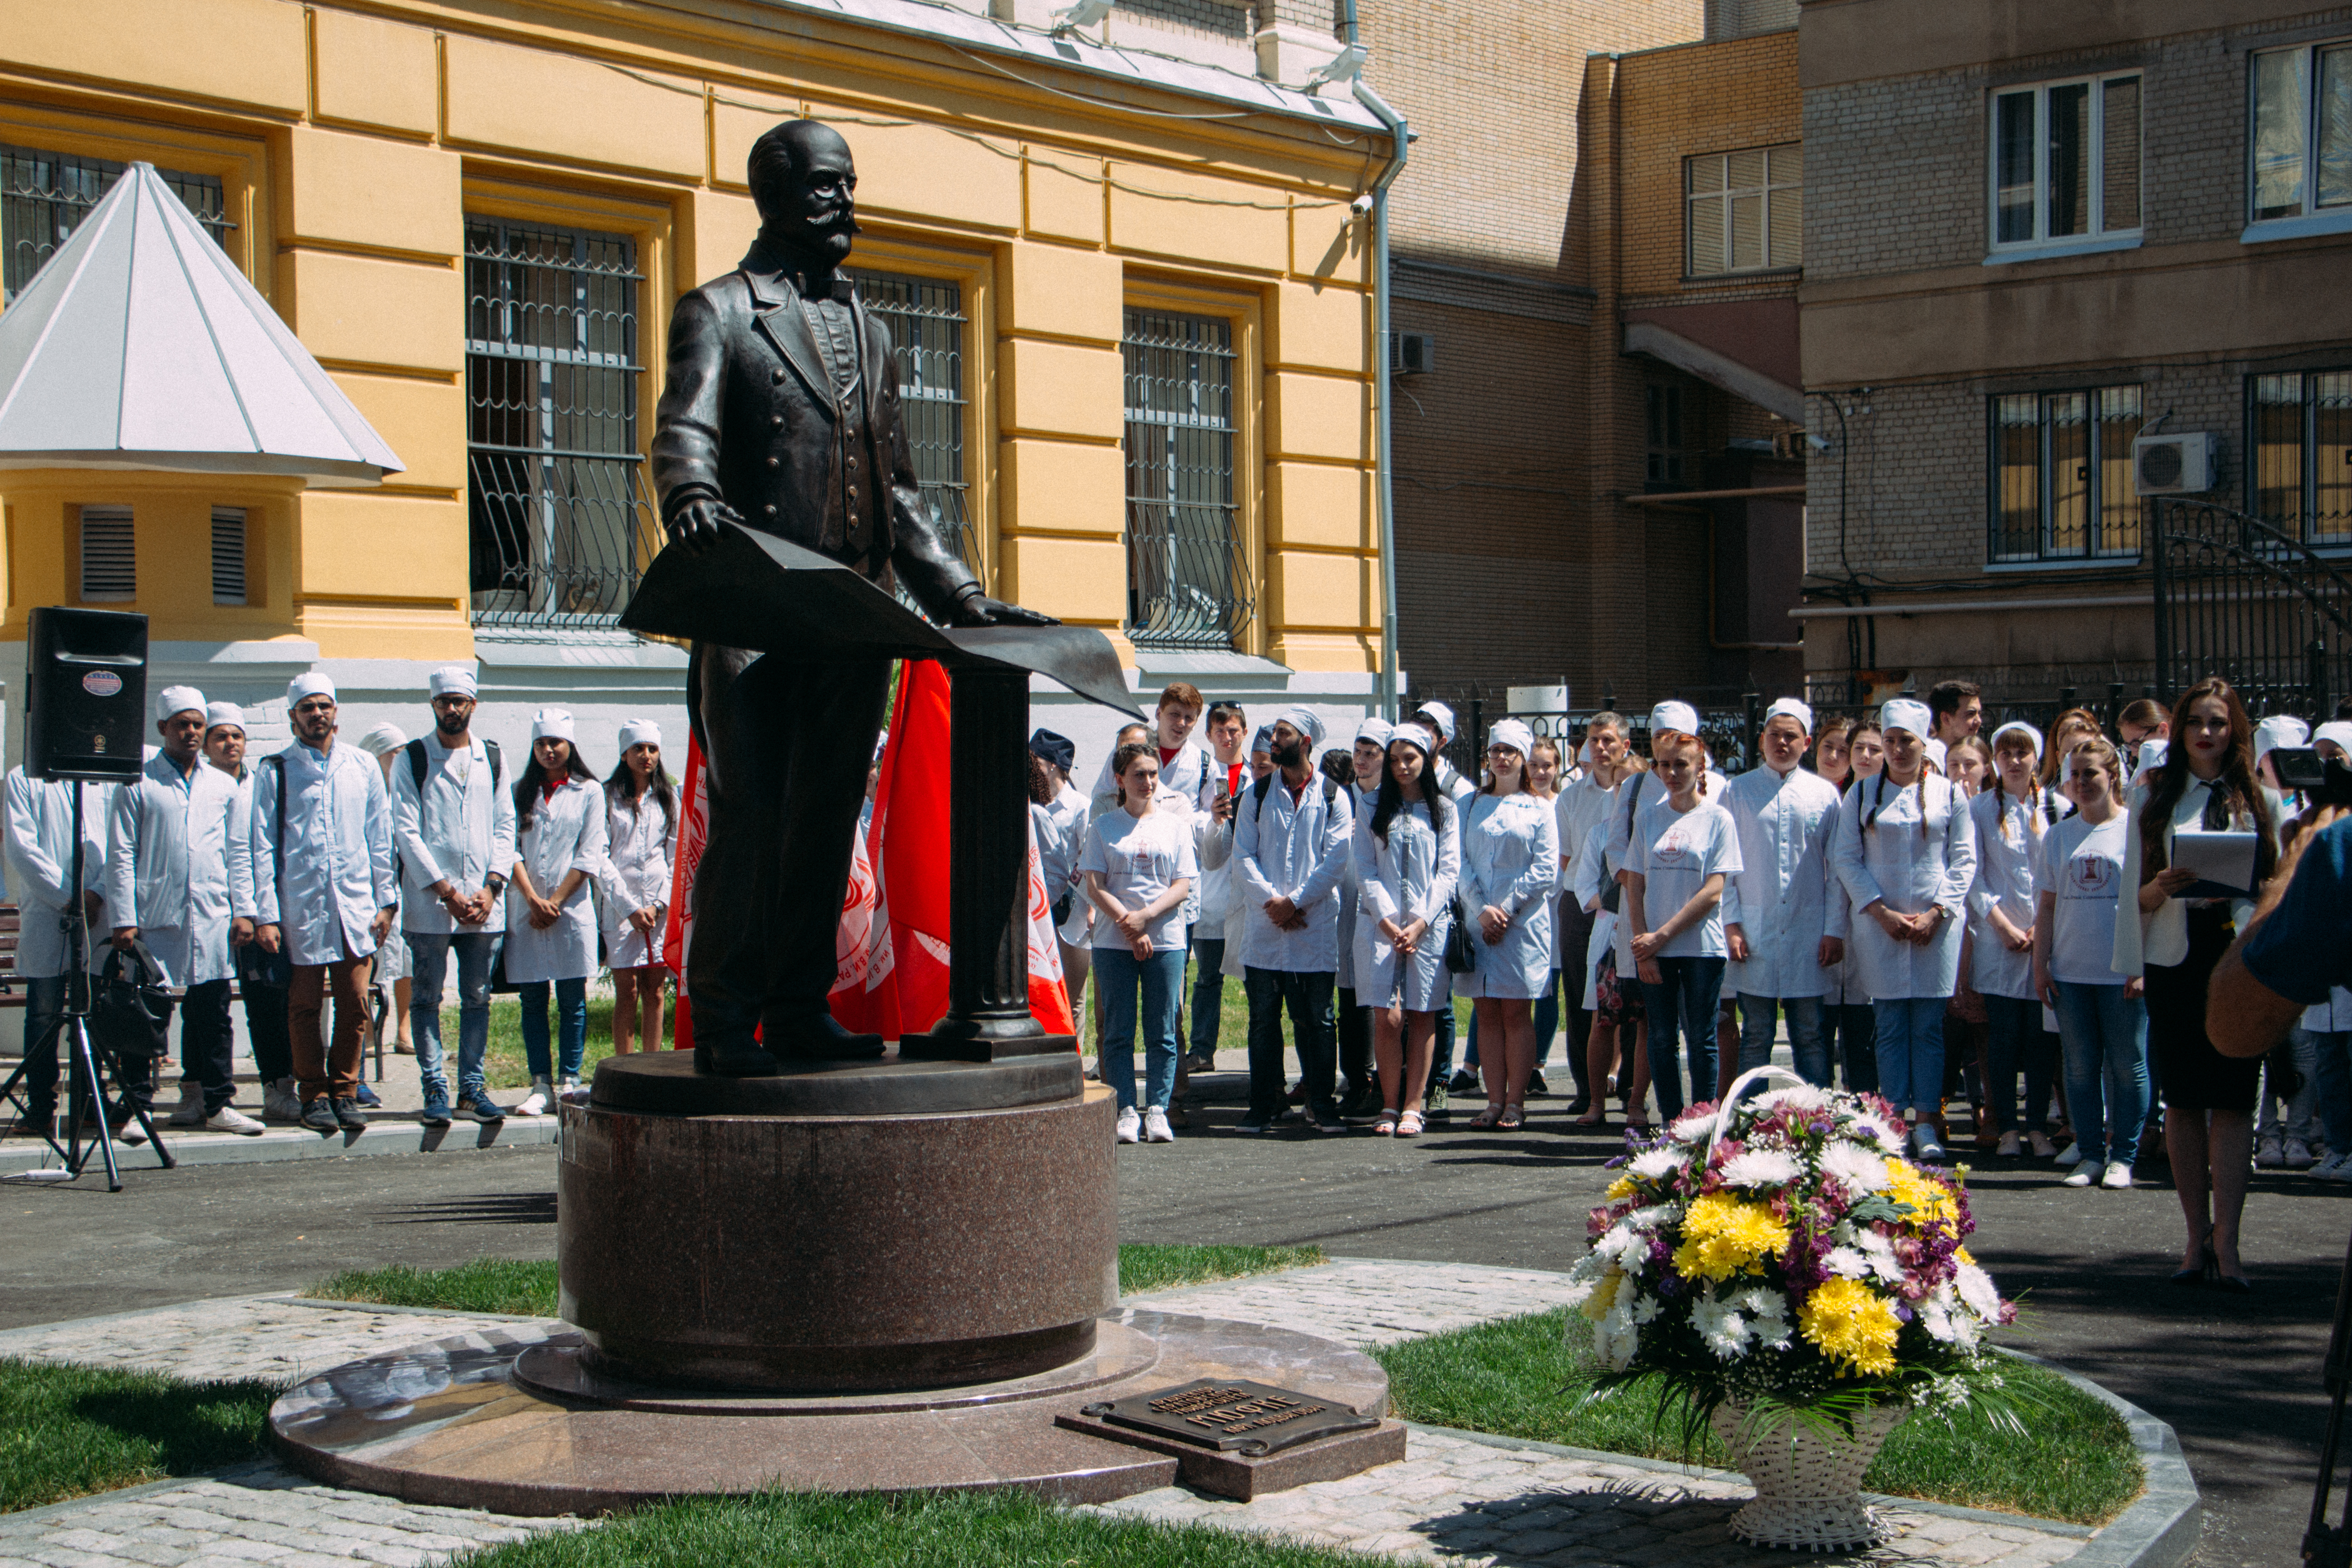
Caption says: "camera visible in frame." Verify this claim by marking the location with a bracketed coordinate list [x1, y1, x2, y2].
[2269, 746, 2352, 808]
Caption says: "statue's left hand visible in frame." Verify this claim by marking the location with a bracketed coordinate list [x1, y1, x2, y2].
[949, 593, 1058, 630]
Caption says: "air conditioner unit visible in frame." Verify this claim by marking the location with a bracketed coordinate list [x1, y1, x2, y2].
[1390, 332, 1435, 376]
[2132, 432, 2218, 496]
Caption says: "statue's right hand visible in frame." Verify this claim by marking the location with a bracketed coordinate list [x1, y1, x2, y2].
[666, 497, 742, 557]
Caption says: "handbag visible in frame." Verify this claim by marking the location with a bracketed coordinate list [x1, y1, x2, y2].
[1443, 895, 1477, 974]
[92, 940, 172, 1064]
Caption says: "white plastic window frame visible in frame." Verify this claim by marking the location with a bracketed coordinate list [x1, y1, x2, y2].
[1684, 144, 1802, 279]
[2243, 40, 2352, 245]
[1984, 71, 2144, 264]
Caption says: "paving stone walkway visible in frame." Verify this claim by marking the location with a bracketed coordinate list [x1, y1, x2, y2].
[0, 1267, 2114, 1568]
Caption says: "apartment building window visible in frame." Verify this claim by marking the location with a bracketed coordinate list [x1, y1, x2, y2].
[2249, 371, 2352, 547]
[2250, 42, 2352, 230]
[465, 217, 656, 629]
[847, 270, 979, 573]
[1989, 386, 2143, 563]
[1686, 145, 1801, 275]
[78, 505, 134, 602]
[1123, 308, 1249, 650]
[1989, 74, 2141, 252]
[1646, 384, 1686, 486]
[211, 507, 248, 605]
[1, 146, 231, 304]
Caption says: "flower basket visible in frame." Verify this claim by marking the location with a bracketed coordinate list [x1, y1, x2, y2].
[1711, 1400, 1906, 1550]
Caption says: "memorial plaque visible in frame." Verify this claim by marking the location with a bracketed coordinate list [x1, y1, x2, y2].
[1080, 1378, 1381, 1456]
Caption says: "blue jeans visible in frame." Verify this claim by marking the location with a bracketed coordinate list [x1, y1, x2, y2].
[1874, 996, 1948, 1116]
[1984, 993, 2058, 1135]
[2310, 1030, 2352, 1153]
[518, 976, 588, 1083]
[407, 931, 499, 1100]
[2051, 980, 2150, 1166]
[1427, 999, 1457, 1089]
[1640, 956, 1726, 1122]
[1245, 966, 1336, 1122]
[1188, 934, 1226, 1059]
[1739, 995, 1828, 1088]
[1096, 945, 1184, 1112]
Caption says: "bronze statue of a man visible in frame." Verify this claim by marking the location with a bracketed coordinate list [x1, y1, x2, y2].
[651, 120, 1053, 1075]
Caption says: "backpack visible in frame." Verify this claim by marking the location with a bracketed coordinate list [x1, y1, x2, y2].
[406, 737, 502, 792]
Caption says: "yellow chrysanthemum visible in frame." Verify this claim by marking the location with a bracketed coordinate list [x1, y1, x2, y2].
[1954, 1245, 1974, 1266]
[1605, 1175, 1637, 1201]
[1580, 1266, 1626, 1321]
[1884, 1160, 1957, 1230]
[1798, 1276, 1902, 1376]
[1670, 1193, 1792, 1283]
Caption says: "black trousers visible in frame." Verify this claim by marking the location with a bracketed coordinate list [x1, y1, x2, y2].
[690, 642, 893, 1046]
[172, 979, 236, 1113]
[1337, 985, 1371, 1096]
[239, 941, 293, 1083]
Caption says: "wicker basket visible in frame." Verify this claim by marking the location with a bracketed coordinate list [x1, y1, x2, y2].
[1710, 1400, 1906, 1551]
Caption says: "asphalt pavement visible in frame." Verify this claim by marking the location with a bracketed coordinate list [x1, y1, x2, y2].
[1, 1067, 2341, 1567]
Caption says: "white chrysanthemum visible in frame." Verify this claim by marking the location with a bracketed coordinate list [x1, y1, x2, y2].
[1630, 1146, 1686, 1181]
[1852, 1114, 1907, 1156]
[1597, 1303, 1642, 1370]
[1691, 1290, 1751, 1360]
[1824, 1245, 1871, 1279]
[1820, 1142, 1891, 1193]
[1670, 1110, 1718, 1143]
[1857, 1230, 1906, 1284]
[1758, 1085, 1831, 1115]
[1568, 1248, 1612, 1283]
[1919, 1296, 1959, 1344]
[1955, 1262, 2002, 1320]
[1630, 1293, 1662, 1325]
[1624, 1205, 1673, 1231]
[1597, 1225, 1652, 1268]
[1717, 1148, 1803, 1189]
[1730, 1288, 1793, 1349]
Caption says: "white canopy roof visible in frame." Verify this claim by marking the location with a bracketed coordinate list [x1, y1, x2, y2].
[0, 162, 402, 486]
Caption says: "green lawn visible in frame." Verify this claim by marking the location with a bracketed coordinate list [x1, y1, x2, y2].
[308, 1245, 1328, 1318]
[448, 1488, 1377, 1568]
[0, 1359, 277, 1513]
[1372, 1307, 2142, 1527]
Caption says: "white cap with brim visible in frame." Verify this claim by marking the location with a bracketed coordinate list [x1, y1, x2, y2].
[1649, 700, 1700, 739]
[154, 685, 205, 722]
[532, 709, 576, 742]
[1881, 698, 1932, 739]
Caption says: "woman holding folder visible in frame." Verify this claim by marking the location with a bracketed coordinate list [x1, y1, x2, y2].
[2117, 678, 2281, 1290]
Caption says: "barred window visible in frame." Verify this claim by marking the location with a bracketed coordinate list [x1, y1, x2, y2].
[1686, 145, 1801, 276]
[211, 507, 248, 606]
[848, 270, 979, 573]
[465, 218, 658, 628]
[1989, 385, 2142, 563]
[1123, 309, 1250, 651]
[78, 505, 134, 603]
[2249, 371, 2352, 547]
[1989, 74, 2141, 252]
[1, 145, 232, 304]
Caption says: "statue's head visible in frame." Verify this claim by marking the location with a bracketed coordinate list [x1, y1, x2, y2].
[748, 120, 859, 267]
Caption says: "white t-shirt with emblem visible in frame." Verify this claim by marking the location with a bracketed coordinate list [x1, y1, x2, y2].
[1078, 806, 1200, 953]
[2036, 813, 2132, 986]
[1633, 795, 1742, 960]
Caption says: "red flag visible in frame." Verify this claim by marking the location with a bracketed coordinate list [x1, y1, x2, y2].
[828, 794, 901, 1038]
[1026, 819, 1076, 1037]
[660, 735, 711, 1052]
[873, 660, 955, 1034]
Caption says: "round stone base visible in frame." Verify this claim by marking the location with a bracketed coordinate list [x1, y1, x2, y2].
[268, 1308, 1397, 1516]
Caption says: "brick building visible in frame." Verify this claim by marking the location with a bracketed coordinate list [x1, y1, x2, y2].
[1797, 0, 2352, 708]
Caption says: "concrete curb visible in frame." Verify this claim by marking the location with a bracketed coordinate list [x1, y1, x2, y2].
[0, 1460, 285, 1529]
[0, 1117, 557, 1176]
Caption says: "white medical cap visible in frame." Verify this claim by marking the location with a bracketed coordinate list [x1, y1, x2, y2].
[1275, 706, 1326, 748]
[617, 718, 662, 752]
[1649, 700, 1700, 739]
[1488, 718, 1535, 757]
[288, 672, 335, 705]
[1762, 697, 1813, 732]
[154, 685, 205, 722]
[428, 667, 478, 699]
[531, 709, 576, 742]
[1355, 716, 1393, 748]
[1880, 698, 1932, 739]
[358, 722, 407, 757]
[205, 701, 244, 734]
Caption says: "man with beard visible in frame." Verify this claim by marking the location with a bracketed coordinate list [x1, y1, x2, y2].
[652, 118, 1054, 1074]
[389, 667, 515, 1125]
[1234, 708, 1353, 1134]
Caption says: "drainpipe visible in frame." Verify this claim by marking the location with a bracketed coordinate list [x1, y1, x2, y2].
[1344, 2, 1410, 719]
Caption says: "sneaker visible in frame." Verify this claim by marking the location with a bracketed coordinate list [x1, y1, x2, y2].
[1237, 1117, 1278, 1135]
[2312, 1151, 2352, 1184]
[1306, 1112, 1347, 1134]
[515, 1078, 552, 1117]
[9, 1110, 54, 1138]
[1286, 1079, 1307, 1105]
[1911, 1124, 1946, 1161]
[394, 1039, 416, 1055]
[1116, 1107, 1142, 1144]
[2285, 1137, 2317, 1171]
[1143, 1107, 1175, 1143]
[330, 1097, 368, 1132]
[2102, 1161, 2134, 1190]
[300, 1098, 339, 1133]
[1997, 1131, 2022, 1157]
[1425, 1081, 1450, 1119]
[108, 1111, 148, 1147]
[2256, 1131, 2284, 1168]
[354, 1082, 383, 1109]
[2028, 1130, 2058, 1158]
[262, 1078, 304, 1123]
[2062, 1166, 2095, 1187]
[1526, 1069, 1548, 1098]
[462, 1091, 507, 1124]
[203, 1105, 265, 1137]
[1183, 1051, 1215, 1075]
[2054, 1141, 2085, 1166]
[419, 1095, 453, 1129]
[1448, 1068, 1479, 1095]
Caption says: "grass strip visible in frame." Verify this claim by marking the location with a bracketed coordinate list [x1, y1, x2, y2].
[0, 1358, 276, 1513]
[451, 1487, 1379, 1567]
[309, 1245, 1329, 1318]
[1372, 1307, 2141, 1527]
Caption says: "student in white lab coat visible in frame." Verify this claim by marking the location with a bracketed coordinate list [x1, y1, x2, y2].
[1831, 698, 1979, 1160]
[1970, 721, 2062, 1156]
[5, 766, 115, 1137]
[1353, 721, 1457, 1137]
[1721, 698, 1847, 1089]
[1455, 719, 1558, 1129]
[355, 724, 416, 1062]
[1185, 702, 1250, 1074]
[252, 673, 397, 1133]
[599, 719, 678, 1056]
[1334, 718, 1392, 1117]
[506, 710, 609, 1115]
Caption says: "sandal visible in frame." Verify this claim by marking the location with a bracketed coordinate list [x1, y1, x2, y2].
[1498, 1103, 1525, 1130]
[1372, 1110, 1400, 1136]
[1468, 1103, 1506, 1129]
[1574, 1111, 1610, 1130]
[1397, 1110, 1425, 1137]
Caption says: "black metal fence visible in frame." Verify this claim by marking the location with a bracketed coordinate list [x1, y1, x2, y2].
[2151, 496, 2352, 719]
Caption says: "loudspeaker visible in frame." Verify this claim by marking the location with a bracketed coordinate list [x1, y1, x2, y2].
[26, 606, 147, 781]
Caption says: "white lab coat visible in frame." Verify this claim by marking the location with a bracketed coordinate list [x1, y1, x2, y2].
[1334, 783, 1377, 991]
[598, 785, 677, 970]
[1721, 765, 1848, 1000]
[506, 775, 609, 983]
[109, 750, 252, 988]
[1194, 757, 1247, 926]
[1455, 790, 1558, 1000]
[1233, 772, 1353, 973]
[392, 736, 517, 937]
[1571, 820, 1613, 1009]
[1831, 773, 1978, 1002]
[1554, 774, 1618, 965]
[6, 770, 114, 978]
[252, 743, 396, 968]
[1352, 791, 1458, 1010]
[1046, 780, 1093, 945]
[1966, 786, 2058, 1001]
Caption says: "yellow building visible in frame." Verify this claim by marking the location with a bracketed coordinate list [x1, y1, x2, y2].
[0, 0, 1392, 761]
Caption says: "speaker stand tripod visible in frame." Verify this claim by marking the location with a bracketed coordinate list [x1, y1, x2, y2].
[0, 782, 172, 1190]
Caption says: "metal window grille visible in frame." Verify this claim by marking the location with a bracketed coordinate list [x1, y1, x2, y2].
[78, 505, 134, 603]
[1986, 384, 2141, 563]
[848, 270, 979, 573]
[1123, 309, 1249, 650]
[2249, 369, 2352, 547]
[211, 506, 248, 605]
[1, 146, 232, 304]
[465, 217, 658, 630]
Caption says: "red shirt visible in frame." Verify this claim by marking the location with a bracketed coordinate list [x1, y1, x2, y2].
[1160, 745, 1181, 768]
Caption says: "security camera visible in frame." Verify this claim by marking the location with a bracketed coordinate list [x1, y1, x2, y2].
[1350, 193, 1375, 216]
